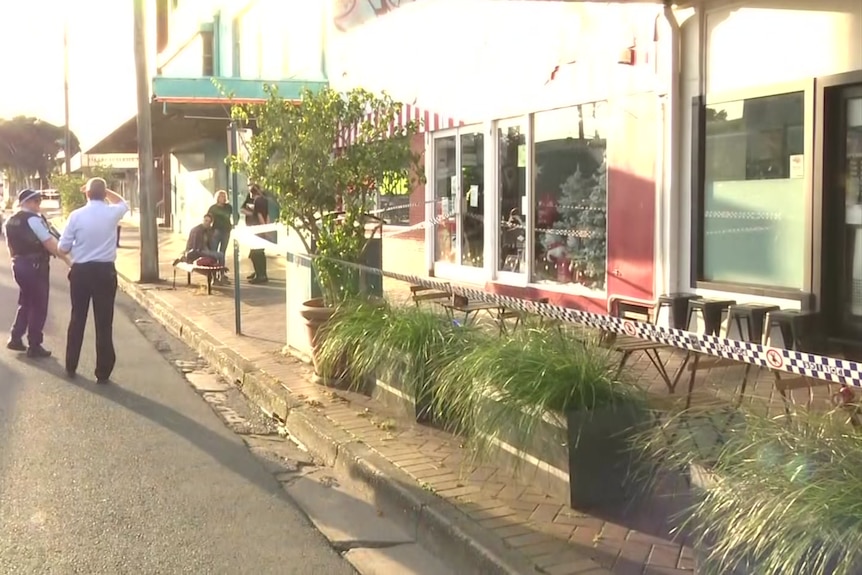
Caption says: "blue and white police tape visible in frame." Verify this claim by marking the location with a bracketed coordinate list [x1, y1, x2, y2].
[270, 248, 862, 389]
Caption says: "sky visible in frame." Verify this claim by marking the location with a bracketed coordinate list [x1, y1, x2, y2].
[0, 1, 67, 125]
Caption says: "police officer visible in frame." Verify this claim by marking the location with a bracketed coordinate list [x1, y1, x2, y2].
[5, 189, 69, 358]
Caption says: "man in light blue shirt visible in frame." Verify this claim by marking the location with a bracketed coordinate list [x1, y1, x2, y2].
[58, 178, 129, 382]
[5, 189, 70, 357]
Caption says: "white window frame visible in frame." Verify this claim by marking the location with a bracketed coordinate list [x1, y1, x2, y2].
[427, 125, 489, 285]
[493, 116, 532, 287]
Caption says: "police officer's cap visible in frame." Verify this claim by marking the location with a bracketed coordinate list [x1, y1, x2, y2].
[17, 189, 42, 205]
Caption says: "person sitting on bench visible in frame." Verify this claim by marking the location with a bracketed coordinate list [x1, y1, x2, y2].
[184, 214, 228, 284]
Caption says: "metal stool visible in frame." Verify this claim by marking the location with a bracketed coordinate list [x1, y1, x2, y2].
[763, 309, 819, 351]
[656, 293, 698, 330]
[686, 298, 736, 336]
[721, 304, 780, 343]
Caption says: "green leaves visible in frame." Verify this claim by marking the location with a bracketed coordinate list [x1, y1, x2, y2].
[228, 85, 424, 304]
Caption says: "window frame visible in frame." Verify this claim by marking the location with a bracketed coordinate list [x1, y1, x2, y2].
[691, 79, 815, 300]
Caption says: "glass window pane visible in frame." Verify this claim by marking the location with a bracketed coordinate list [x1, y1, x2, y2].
[532, 104, 608, 290]
[434, 136, 456, 263]
[461, 131, 485, 267]
[703, 91, 805, 289]
[498, 123, 526, 272]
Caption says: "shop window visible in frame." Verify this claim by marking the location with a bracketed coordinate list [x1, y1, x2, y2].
[700, 91, 805, 289]
[432, 129, 485, 268]
[532, 104, 608, 291]
[497, 121, 527, 273]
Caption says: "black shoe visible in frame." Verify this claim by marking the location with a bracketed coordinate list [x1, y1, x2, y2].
[6, 338, 26, 352]
[26, 345, 51, 358]
[65, 369, 76, 379]
[249, 276, 269, 284]
[96, 378, 110, 385]
[247, 273, 256, 280]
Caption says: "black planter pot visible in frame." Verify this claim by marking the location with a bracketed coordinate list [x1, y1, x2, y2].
[477, 398, 648, 509]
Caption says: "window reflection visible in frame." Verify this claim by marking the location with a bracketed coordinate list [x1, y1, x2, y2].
[702, 92, 805, 288]
[461, 132, 485, 267]
[434, 136, 457, 263]
[532, 105, 608, 290]
[498, 123, 527, 272]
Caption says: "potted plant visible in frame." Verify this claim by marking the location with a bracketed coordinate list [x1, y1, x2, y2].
[318, 302, 479, 424]
[230, 86, 423, 383]
[433, 325, 651, 509]
[640, 406, 862, 575]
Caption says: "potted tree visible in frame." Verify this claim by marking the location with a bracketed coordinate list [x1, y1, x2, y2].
[230, 86, 423, 383]
[433, 325, 651, 509]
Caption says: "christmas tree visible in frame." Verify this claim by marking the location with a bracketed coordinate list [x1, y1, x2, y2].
[541, 149, 607, 289]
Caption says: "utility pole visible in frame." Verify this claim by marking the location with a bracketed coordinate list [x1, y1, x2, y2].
[63, 20, 71, 175]
[133, 0, 159, 282]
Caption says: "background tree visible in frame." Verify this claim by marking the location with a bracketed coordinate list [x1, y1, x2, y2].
[230, 85, 424, 305]
[0, 116, 80, 188]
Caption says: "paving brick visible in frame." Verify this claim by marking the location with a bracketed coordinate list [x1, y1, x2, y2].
[437, 485, 482, 499]
[530, 503, 564, 524]
[505, 531, 555, 549]
[493, 524, 534, 539]
[519, 539, 571, 559]
[648, 544, 682, 568]
[545, 559, 610, 575]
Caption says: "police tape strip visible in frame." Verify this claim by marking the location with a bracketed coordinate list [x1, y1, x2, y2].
[274, 248, 862, 389]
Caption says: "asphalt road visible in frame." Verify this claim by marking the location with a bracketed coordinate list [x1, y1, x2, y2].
[0, 248, 355, 575]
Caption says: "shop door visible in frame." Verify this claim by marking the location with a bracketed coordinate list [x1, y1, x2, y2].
[431, 128, 486, 278]
[822, 85, 862, 346]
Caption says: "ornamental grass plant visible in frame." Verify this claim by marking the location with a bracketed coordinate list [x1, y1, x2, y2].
[638, 406, 862, 575]
[432, 325, 650, 460]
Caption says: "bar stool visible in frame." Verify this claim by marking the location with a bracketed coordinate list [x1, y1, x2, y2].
[686, 298, 736, 336]
[656, 293, 699, 330]
[721, 304, 780, 343]
[762, 309, 819, 351]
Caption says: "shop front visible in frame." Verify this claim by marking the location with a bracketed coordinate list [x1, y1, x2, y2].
[328, 0, 667, 312]
[676, 0, 862, 354]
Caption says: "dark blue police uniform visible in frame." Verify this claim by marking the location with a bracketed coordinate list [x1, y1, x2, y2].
[5, 189, 53, 357]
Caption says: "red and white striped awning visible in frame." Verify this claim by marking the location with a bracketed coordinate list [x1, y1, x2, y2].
[338, 103, 465, 148]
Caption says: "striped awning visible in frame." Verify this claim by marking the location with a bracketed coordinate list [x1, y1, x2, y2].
[338, 103, 465, 148]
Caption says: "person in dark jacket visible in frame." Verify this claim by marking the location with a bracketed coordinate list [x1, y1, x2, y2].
[241, 184, 271, 284]
[5, 189, 69, 357]
[185, 214, 227, 283]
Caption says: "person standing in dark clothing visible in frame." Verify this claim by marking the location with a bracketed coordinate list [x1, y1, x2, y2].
[58, 178, 129, 383]
[5, 189, 69, 357]
[242, 184, 270, 284]
[207, 189, 233, 258]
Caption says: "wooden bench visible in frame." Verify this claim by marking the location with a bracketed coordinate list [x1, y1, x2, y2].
[410, 284, 450, 306]
[173, 261, 227, 295]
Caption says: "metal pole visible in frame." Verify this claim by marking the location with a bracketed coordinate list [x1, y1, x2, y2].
[133, 0, 159, 282]
[230, 121, 242, 335]
[63, 20, 71, 175]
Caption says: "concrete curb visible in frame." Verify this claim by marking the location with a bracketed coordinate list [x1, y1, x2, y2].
[117, 275, 538, 575]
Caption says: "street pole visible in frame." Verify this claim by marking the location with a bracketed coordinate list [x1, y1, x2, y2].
[63, 19, 71, 175]
[230, 121, 242, 335]
[133, 0, 159, 282]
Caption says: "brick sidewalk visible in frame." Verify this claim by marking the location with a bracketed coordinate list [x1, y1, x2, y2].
[113, 224, 835, 574]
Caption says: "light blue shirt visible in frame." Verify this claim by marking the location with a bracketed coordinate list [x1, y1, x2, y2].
[59, 199, 128, 264]
[24, 209, 53, 243]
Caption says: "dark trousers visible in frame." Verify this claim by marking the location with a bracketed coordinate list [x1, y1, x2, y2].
[66, 262, 118, 380]
[211, 228, 230, 256]
[249, 249, 267, 278]
[10, 258, 50, 347]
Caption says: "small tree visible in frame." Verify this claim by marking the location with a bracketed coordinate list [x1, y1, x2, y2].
[51, 164, 114, 217]
[230, 86, 423, 305]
